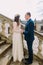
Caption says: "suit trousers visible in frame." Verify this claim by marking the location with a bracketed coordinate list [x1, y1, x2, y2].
[27, 40, 33, 62]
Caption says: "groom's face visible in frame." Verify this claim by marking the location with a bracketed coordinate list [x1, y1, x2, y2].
[25, 14, 30, 21]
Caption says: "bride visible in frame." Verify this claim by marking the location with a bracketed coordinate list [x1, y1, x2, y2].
[12, 14, 24, 62]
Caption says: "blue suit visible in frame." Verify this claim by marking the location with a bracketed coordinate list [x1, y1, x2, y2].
[23, 19, 34, 63]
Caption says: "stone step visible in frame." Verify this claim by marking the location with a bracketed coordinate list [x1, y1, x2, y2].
[10, 52, 43, 65]
[10, 60, 24, 65]
[0, 48, 12, 65]
[10, 59, 39, 65]
[36, 53, 43, 60]
[0, 40, 5, 45]
[0, 44, 11, 55]
[34, 55, 43, 65]
[9, 53, 40, 65]
[34, 50, 43, 60]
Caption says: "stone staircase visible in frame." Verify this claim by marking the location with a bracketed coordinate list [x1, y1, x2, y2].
[0, 35, 43, 65]
[0, 36, 12, 65]
[0, 14, 43, 65]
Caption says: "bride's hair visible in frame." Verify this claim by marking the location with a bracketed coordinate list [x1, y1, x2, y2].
[14, 15, 20, 26]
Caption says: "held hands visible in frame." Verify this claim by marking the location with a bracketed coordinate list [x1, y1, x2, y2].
[20, 29, 24, 33]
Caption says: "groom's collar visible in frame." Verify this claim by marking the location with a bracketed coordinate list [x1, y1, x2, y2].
[27, 18, 31, 22]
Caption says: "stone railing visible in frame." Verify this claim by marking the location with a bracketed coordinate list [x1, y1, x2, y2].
[0, 15, 43, 60]
[0, 14, 13, 43]
[0, 33, 12, 43]
[34, 31, 43, 60]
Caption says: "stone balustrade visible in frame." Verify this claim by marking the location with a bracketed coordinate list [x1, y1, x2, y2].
[0, 14, 43, 60]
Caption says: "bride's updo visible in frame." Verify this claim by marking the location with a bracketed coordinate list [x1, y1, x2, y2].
[14, 14, 20, 26]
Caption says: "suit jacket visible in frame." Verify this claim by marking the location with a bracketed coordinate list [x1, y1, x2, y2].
[23, 19, 34, 42]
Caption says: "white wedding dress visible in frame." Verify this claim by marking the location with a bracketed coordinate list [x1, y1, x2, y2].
[12, 22, 24, 62]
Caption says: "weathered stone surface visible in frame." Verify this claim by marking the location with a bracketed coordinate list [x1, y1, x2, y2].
[0, 14, 43, 65]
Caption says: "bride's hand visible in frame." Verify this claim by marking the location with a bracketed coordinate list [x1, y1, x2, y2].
[20, 29, 24, 33]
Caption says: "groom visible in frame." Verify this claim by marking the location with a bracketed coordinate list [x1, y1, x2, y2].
[21, 12, 34, 64]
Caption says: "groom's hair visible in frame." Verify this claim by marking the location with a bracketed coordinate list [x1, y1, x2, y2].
[26, 12, 31, 17]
